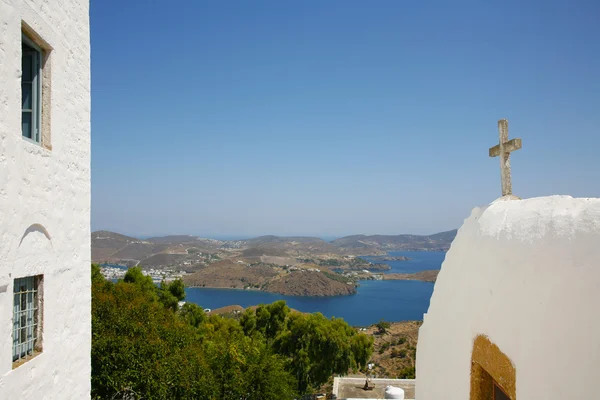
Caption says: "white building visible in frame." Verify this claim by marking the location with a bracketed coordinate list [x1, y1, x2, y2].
[0, 0, 91, 398]
[416, 196, 600, 399]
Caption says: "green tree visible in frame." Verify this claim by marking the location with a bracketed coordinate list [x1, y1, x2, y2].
[255, 300, 289, 342]
[92, 265, 297, 399]
[179, 302, 206, 328]
[92, 275, 214, 398]
[376, 319, 391, 334]
[166, 278, 185, 300]
[91, 263, 104, 284]
[274, 312, 372, 393]
[350, 333, 374, 369]
[123, 266, 155, 294]
[240, 308, 257, 336]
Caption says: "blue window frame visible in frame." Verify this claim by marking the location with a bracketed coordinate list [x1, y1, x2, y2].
[22, 35, 42, 143]
[13, 275, 42, 364]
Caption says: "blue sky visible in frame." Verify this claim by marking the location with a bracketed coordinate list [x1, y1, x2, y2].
[91, 0, 600, 238]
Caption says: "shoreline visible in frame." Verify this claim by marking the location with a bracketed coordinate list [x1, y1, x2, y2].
[186, 274, 436, 298]
[185, 285, 358, 298]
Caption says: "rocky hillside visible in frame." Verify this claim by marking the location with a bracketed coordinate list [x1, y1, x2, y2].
[332, 230, 457, 253]
[91, 231, 145, 261]
[241, 235, 342, 256]
[263, 271, 356, 296]
[182, 259, 356, 297]
[362, 321, 421, 379]
[92, 229, 456, 265]
[183, 260, 278, 289]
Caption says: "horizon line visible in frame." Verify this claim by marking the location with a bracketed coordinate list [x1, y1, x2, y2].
[91, 228, 458, 240]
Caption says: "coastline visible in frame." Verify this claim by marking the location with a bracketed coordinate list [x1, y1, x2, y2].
[185, 284, 358, 297]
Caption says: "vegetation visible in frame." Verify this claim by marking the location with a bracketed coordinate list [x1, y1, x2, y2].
[92, 264, 373, 399]
[376, 319, 391, 334]
[318, 258, 343, 267]
[366, 321, 420, 380]
[321, 270, 353, 284]
[397, 366, 416, 379]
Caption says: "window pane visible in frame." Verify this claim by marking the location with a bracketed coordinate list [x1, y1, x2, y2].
[22, 82, 32, 110]
[22, 51, 33, 82]
[494, 383, 510, 400]
[22, 111, 32, 139]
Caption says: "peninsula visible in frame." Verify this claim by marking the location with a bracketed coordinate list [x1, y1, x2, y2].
[91, 230, 454, 296]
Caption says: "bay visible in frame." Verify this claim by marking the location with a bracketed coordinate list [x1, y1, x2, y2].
[363, 250, 446, 274]
[184, 251, 446, 327]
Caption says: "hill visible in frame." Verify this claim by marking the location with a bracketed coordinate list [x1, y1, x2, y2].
[332, 230, 457, 253]
[241, 235, 341, 256]
[182, 260, 357, 297]
[183, 260, 279, 290]
[263, 270, 356, 296]
[91, 230, 144, 261]
[92, 230, 455, 291]
[362, 321, 420, 379]
[146, 235, 200, 244]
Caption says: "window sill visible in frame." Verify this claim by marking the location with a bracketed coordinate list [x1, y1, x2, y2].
[21, 136, 52, 155]
[22, 135, 41, 146]
[12, 350, 42, 370]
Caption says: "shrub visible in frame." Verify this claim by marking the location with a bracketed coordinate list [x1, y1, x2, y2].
[376, 319, 391, 334]
[397, 366, 415, 379]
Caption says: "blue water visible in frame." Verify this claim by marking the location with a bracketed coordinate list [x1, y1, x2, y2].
[184, 251, 445, 327]
[363, 251, 446, 274]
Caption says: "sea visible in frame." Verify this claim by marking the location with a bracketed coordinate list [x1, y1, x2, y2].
[184, 251, 446, 327]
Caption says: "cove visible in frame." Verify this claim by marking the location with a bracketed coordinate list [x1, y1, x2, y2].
[184, 251, 445, 326]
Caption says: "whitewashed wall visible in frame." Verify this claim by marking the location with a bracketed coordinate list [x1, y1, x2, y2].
[0, 0, 91, 398]
[416, 196, 600, 399]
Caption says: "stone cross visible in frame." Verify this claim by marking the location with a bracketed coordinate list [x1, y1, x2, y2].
[489, 119, 522, 197]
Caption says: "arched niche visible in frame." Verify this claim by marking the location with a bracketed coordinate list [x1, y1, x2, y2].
[470, 334, 516, 400]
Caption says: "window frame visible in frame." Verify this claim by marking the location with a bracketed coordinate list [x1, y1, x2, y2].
[21, 34, 43, 144]
[12, 275, 43, 368]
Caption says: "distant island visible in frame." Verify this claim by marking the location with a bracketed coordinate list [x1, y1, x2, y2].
[91, 229, 456, 296]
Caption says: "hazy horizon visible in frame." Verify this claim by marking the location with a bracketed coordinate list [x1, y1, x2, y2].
[91, 1, 600, 236]
[94, 229, 457, 241]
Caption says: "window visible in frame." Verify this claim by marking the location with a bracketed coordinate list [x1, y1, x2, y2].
[494, 382, 510, 400]
[13, 275, 43, 367]
[22, 34, 42, 143]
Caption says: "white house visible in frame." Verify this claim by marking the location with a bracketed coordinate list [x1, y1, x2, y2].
[0, 0, 91, 398]
[416, 196, 600, 399]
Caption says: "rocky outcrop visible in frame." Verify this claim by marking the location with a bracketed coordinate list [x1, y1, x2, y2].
[263, 271, 356, 296]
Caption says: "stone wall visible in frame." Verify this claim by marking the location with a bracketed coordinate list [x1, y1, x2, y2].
[0, 0, 91, 398]
[416, 196, 600, 399]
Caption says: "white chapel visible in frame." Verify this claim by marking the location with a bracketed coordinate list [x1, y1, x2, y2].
[416, 121, 600, 399]
[0, 0, 91, 398]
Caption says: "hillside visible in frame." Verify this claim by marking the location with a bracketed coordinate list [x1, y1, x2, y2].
[91, 230, 144, 261]
[241, 235, 342, 256]
[146, 235, 201, 244]
[183, 260, 279, 289]
[93, 229, 456, 265]
[93, 230, 453, 295]
[362, 321, 420, 379]
[263, 270, 356, 296]
[332, 230, 457, 253]
[182, 260, 357, 297]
